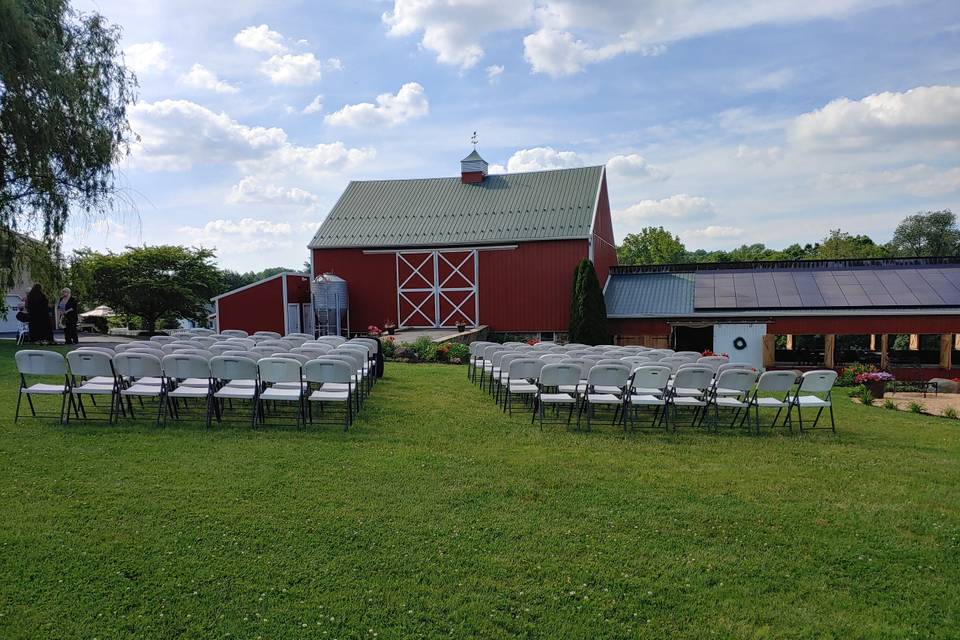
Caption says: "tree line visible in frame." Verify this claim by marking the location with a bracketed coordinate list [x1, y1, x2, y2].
[617, 210, 959, 265]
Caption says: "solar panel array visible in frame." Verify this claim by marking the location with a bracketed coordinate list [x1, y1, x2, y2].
[693, 267, 960, 310]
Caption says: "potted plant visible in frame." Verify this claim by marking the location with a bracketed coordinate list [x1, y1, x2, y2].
[455, 321, 467, 333]
[383, 320, 396, 335]
[367, 324, 381, 337]
[854, 371, 894, 399]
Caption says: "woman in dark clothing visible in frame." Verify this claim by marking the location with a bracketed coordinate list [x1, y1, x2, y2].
[25, 284, 50, 344]
[58, 288, 79, 344]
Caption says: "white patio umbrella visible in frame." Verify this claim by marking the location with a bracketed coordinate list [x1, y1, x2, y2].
[79, 305, 115, 318]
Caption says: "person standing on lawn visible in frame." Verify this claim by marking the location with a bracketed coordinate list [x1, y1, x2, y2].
[58, 288, 79, 344]
[25, 284, 51, 344]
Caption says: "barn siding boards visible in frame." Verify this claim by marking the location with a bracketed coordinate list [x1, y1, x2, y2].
[591, 173, 618, 288]
[216, 276, 285, 336]
[477, 239, 589, 332]
[313, 248, 397, 331]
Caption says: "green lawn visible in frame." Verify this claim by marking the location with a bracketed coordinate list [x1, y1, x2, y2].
[0, 343, 958, 639]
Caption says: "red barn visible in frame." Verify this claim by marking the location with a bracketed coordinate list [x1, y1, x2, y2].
[214, 271, 311, 336]
[309, 150, 616, 336]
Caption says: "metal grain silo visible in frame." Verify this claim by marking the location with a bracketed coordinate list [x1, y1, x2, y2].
[311, 273, 349, 337]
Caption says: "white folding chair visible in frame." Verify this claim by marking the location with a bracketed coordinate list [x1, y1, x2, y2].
[67, 350, 120, 422]
[533, 363, 581, 429]
[211, 355, 259, 427]
[624, 365, 671, 431]
[114, 352, 167, 425]
[502, 358, 543, 415]
[304, 359, 354, 430]
[254, 331, 282, 340]
[706, 369, 759, 431]
[14, 350, 72, 423]
[744, 370, 798, 432]
[578, 364, 630, 430]
[162, 353, 214, 425]
[315, 336, 346, 347]
[220, 329, 249, 339]
[257, 357, 305, 428]
[788, 370, 838, 432]
[664, 366, 713, 431]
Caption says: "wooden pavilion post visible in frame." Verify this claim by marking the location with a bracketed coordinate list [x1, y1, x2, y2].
[940, 334, 953, 371]
[880, 334, 890, 370]
[824, 334, 836, 369]
[762, 334, 776, 368]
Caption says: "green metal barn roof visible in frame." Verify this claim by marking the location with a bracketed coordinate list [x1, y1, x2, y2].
[308, 166, 604, 249]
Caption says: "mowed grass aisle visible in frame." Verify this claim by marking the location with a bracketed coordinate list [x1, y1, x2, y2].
[0, 344, 958, 639]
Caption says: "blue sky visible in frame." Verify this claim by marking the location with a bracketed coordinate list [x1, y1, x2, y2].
[68, 0, 960, 270]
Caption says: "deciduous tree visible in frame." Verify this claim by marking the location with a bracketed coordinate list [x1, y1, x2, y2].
[69, 246, 221, 333]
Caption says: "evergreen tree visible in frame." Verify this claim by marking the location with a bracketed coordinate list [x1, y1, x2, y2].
[569, 259, 609, 345]
[567, 259, 586, 338]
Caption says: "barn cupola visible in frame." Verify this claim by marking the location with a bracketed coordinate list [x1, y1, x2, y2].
[460, 149, 488, 184]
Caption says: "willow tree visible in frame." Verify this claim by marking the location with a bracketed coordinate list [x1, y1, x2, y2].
[0, 0, 137, 295]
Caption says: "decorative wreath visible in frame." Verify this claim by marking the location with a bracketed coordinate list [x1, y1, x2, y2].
[733, 336, 747, 350]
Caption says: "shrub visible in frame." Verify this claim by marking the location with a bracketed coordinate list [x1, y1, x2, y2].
[412, 335, 437, 362]
[446, 342, 470, 364]
[855, 385, 873, 406]
[883, 399, 897, 410]
[394, 342, 416, 361]
[909, 402, 925, 414]
[380, 336, 396, 359]
[942, 407, 958, 420]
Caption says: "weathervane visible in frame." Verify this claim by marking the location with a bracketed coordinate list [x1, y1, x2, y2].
[471, 131, 478, 149]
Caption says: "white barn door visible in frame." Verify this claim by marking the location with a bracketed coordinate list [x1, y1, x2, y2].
[396, 249, 478, 328]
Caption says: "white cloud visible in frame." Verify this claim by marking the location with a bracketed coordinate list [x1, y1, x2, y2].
[383, 0, 535, 69]
[128, 100, 373, 179]
[228, 177, 319, 205]
[179, 218, 317, 255]
[614, 194, 716, 222]
[303, 95, 324, 114]
[129, 99, 287, 171]
[682, 225, 744, 240]
[260, 53, 324, 86]
[734, 145, 783, 164]
[522, 28, 663, 77]
[325, 83, 429, 127]
[607, 154, 669, 182]
[234, 24, 288, 54]
[326, 57, 344, 71]
[180, 64, 239, 94]
[486, 64, 504, 83]
[743, 68, 794, 92]
[384, 0, 887, 75]
[238, 142, 376, 182]
[125, 41, 170, 75]
[789, 85, 960, 151]
[814, 164, 960, 197]
[487, 163, 506, 174]
[505, 147, 582, 172]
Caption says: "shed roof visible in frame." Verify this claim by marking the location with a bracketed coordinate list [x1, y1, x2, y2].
[308, 166, 604, 249]
[604, 272, 695, 317]
[605, 258, 960, 318]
